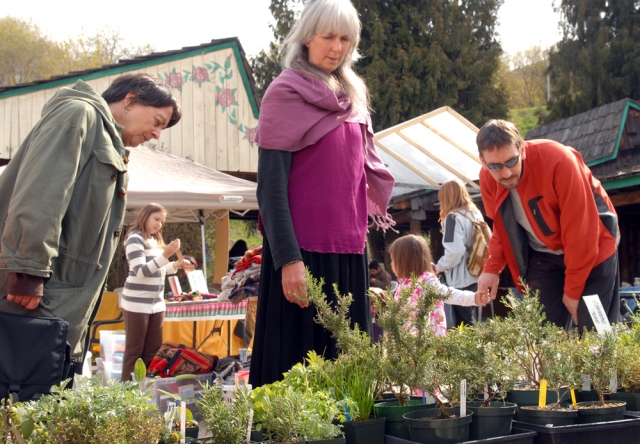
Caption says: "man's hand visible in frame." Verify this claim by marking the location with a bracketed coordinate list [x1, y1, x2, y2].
[282, 260, 308, 308]
[477, 272, 500, 300]
[7, 294, 42, 310]
[563, 293, 579, 325]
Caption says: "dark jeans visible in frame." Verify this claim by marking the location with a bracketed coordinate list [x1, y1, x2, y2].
[524, 248, 620, 331]
[121, 310, 164, 382]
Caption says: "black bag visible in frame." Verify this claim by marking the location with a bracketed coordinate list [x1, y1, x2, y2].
[0, 309, 74, 402]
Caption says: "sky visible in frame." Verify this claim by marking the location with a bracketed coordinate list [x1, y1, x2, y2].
[4, 0, 562, 59]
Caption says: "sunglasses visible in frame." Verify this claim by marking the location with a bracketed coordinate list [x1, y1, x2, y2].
[483, 153, 520, 171]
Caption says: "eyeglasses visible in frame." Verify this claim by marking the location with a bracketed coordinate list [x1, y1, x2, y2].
[483, 153, 520, 171]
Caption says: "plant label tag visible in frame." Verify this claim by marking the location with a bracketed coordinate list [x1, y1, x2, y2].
[570, 388, 577, 408]
[582, 375, 591, 392]
[246, 409, 254, 444]
[583, 295, 612, 333]
[460, 380, 467, 417]
[179, 384, 195, 401]
[187, 269, 209, 294]
[180, 400, 186, 444]
[484, 384, 489, 400]
[538, 380, 547, 407]
[610, 373, 617, 392]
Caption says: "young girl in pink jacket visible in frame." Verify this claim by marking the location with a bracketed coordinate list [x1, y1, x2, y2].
[388, 235, 490, 337]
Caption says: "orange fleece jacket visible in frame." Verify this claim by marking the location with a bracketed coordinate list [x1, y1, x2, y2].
[480, 140, 618, 300]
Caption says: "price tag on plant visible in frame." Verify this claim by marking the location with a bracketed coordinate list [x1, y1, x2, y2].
[583, 295, 612, 333]
[538, 379, 547, 407]
[460, 380, 467, 417]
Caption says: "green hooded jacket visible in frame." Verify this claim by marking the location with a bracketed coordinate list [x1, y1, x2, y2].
[0, 80, 129, 356]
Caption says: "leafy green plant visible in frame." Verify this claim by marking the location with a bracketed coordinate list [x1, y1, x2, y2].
[305, 272, 384, 420]
[538, 324, 581, 408]
[576, 329, 621, 406]
[375, 275, 449, 406]
[616, 304, 640, 394]
[490, 283, 548, 387]
[14, 375, 164, 444]
[469, 320, 521, 405]
[251, 380, 344, 442]
[196, 384, 252, 444]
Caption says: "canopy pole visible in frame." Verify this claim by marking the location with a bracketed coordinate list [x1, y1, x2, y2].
[198, 210, 207, 282]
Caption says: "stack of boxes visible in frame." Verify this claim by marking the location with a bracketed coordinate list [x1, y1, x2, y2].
[147, 373, 214, 420]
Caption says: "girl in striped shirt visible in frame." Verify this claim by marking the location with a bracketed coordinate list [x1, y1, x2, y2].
[120, 203, 192, 381]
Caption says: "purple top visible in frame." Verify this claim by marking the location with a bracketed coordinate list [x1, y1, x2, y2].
[289, 122, 368, 254]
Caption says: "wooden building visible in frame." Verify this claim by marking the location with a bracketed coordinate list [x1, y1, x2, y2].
[526, 98, 640, 284]
[0, 37, 260, 178]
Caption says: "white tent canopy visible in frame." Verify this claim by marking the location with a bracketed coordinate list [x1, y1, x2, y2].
[125, 146, 258, 224]
[374, 106, 482, 199]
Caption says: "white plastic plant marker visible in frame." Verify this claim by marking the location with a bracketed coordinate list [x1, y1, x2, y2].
[180, 400, 186, 444]
[460, 380, 466, 417]
[582, 295, 612, 333]
[582, 375, 591, 392]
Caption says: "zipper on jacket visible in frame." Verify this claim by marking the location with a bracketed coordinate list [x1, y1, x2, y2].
[528, 197, 554, 236]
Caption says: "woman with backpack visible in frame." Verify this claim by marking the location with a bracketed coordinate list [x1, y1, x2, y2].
[435, 180, 491, 326]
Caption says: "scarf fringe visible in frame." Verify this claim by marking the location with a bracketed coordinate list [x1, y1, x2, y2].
[369, 213, 398, 233]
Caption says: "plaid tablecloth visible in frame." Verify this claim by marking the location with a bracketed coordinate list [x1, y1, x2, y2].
[165, 300, 248, 320]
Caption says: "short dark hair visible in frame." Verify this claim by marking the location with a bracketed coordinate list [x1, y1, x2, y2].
[368, 261, 380, 270]
[476, 119, 522, 154]
[102, 73, 181, 128]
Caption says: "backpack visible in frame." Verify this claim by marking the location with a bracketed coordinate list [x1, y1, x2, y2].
[456, 211, 492, 277]
[147, 342, 217, 378]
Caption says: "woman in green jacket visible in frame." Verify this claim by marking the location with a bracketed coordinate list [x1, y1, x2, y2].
[0, 73, 181, 364]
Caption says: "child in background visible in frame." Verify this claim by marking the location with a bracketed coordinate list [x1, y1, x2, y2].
[388, 234, 490, 337]
[120, 203, 194, 381]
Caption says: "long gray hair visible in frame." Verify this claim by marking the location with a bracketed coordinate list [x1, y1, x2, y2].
[282, 0, 370, 114]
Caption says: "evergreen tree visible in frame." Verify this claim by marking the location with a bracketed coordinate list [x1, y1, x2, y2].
[252, 0, 508, 128]
[546, 0, 640, 122]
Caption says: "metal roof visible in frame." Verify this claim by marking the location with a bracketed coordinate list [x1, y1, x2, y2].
[374, 106, 482, 200]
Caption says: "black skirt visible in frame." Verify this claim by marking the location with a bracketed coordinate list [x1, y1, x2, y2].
[249, 234, 372, 387]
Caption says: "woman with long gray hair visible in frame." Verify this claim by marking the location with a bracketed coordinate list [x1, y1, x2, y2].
[250, 0, 395, 386]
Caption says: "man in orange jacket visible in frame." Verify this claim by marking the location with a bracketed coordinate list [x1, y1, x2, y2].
[476, 120, 619, 331]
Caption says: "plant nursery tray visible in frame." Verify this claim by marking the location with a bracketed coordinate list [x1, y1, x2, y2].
[383, 427, 537, 444]
[513, 415, 640, 444]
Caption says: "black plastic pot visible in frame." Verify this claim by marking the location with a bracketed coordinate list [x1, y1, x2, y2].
[342, 416, 385, 444]
[609, 391, 640, 410]
[384, 426, 538, 444]
[506, 387, 569, 421]
[520, 406, 577, 426]
[306, 438, 346, 444]
[403, 407, 473, 444]
[373, 400, 433, 440]
[514, 414, 640, 444]
[467, 401, 517, 440]
[250, 428, 267, 442]
[574, 400, 626, 424]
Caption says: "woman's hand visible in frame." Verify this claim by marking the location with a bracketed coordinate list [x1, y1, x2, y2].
[163, 239, 181, 259]
[281, 260, 308, 308]
[7, 294, 41, 310]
